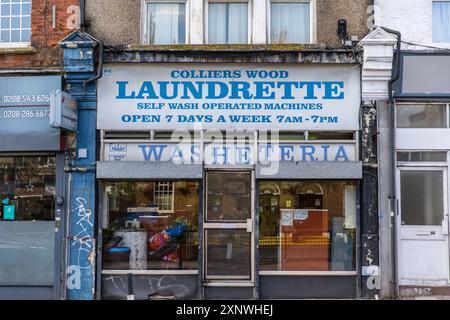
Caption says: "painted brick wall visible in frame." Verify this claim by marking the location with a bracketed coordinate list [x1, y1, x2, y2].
[375, 0, 450, 50]
[0, 0, 80, 69]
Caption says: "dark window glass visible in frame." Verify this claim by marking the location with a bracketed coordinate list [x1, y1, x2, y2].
[400, 170, 444, 226]
[0, 156, 56, 221]
[397, 152, 447, 162]
[259, 180, 357, 271]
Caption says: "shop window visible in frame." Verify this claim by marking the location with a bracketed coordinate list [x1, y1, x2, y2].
[102, 181, 199, 270]
[207, 1, 249, 44]
[0, 0, 31, 47]
[433, 1, 450, 43]
[396, 104, 447, 128]
[259, 180, 357, 271]
[145, 0, 186, 45]
[270, 0, 312, 44]
[0, 156, 56, 221]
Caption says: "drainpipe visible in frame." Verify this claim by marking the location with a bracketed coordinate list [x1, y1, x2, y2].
[80, 0, 85, 31]
[380, 26, 401, 299]
[83, 39, 104, 87]
[79, 0, 104, 88]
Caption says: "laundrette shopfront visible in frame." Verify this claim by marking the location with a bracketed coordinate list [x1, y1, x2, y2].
[96, 63, 364, 299]
[0, 75, 66, 299]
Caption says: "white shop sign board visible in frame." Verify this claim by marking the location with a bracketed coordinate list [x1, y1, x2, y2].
[98, 64, 361, 131]
[103, 143, 357, 165]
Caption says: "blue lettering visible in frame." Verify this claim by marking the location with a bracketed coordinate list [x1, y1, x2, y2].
[139, 144, 167, 161]
[323, 81, 344, 99]
[335, 145, 349, 161]
[137, 81, 159, 99]
[299, 82, 321, 100]
[301, 145, 316, 161]
[280, 145, 294, 161]
[254, 82, 276, 99]
[116, 81, 135, 99]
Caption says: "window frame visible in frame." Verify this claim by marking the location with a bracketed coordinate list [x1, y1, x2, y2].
[432, 0, 450, 43]
[204, 0, 252, 45]
[141, 0, 189, 45]
[267, 0, 316, 45]
[0, 0, 32, 48]
[153, 181, 175, 213]
[257, 179, 359, 275]
[395, 102, 450, 129]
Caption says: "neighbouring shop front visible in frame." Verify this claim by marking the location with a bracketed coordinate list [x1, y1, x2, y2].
[394, 52, 450, 296]
[96, 63, 363, 299]
[0, 75, 66, 299]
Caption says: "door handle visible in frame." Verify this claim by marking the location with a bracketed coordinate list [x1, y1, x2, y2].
[442, 217, 449, 236]
[416, 232, 431, 236]
[246, 219, 253, 233]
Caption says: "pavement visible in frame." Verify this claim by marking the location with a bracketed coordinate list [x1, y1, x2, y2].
[398, 296, 450, 300]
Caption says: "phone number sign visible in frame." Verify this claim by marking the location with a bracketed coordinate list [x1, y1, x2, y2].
[0, 76, 61, 134]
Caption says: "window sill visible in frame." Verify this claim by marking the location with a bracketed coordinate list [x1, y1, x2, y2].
[102, 270, 199, 275]
[128, 43, 327, 52]
[259, 271, 357, 276]
[0, 46, 36, 55]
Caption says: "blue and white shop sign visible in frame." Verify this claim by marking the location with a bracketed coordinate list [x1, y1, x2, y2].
[103, 143, 356, 165]
[98, 64, 361, 131]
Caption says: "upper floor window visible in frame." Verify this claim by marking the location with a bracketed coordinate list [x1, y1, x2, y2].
[433, 1, 450, 43]
[0, 0, 31, 47]
[207, 1, 249, 44]
[145, 0, 186, 45]
[396, 103, 449, 128]
[270, 0, 311, 44]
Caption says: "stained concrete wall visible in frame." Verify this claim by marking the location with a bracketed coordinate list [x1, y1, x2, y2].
[85, 0, 141, 46]
[85, 0, 372, 47]
[375, 0, 450, 50]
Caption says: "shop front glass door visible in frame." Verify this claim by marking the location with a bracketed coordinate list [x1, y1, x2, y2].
[398, 168, 450, 286]
[0, 156, 56, 286]
[205, 171, 253, 281]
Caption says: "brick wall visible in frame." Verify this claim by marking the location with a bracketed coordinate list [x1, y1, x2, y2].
[0, 0, 80, 70]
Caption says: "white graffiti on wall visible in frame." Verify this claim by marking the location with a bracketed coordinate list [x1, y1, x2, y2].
[104, 275, 192, 299]
[72, 196, 94, 269]
[66, 196, 95, 290]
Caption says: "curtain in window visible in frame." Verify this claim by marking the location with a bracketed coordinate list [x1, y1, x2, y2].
[433, 1, 450, 43]
[271, 2, 310, 44]
[209, 3, 248, 44]
[148, 3, 186, 44]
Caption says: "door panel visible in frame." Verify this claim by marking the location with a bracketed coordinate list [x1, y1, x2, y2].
[400, 239, 449, 285]
[398, 167, 450, 286]
[204, 171, 254, 282]
[206, 229, 251, 278]
[206, 172, 252, 222]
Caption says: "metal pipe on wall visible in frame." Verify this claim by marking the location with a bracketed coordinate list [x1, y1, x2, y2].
[380, 26, 401, 299]
[80, 0, 85, 30]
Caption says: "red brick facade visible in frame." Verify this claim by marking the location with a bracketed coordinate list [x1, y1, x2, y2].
[0, 0, 80, 69]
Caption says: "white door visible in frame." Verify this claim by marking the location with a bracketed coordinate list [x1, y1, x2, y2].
[397, 167, 450, 286]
